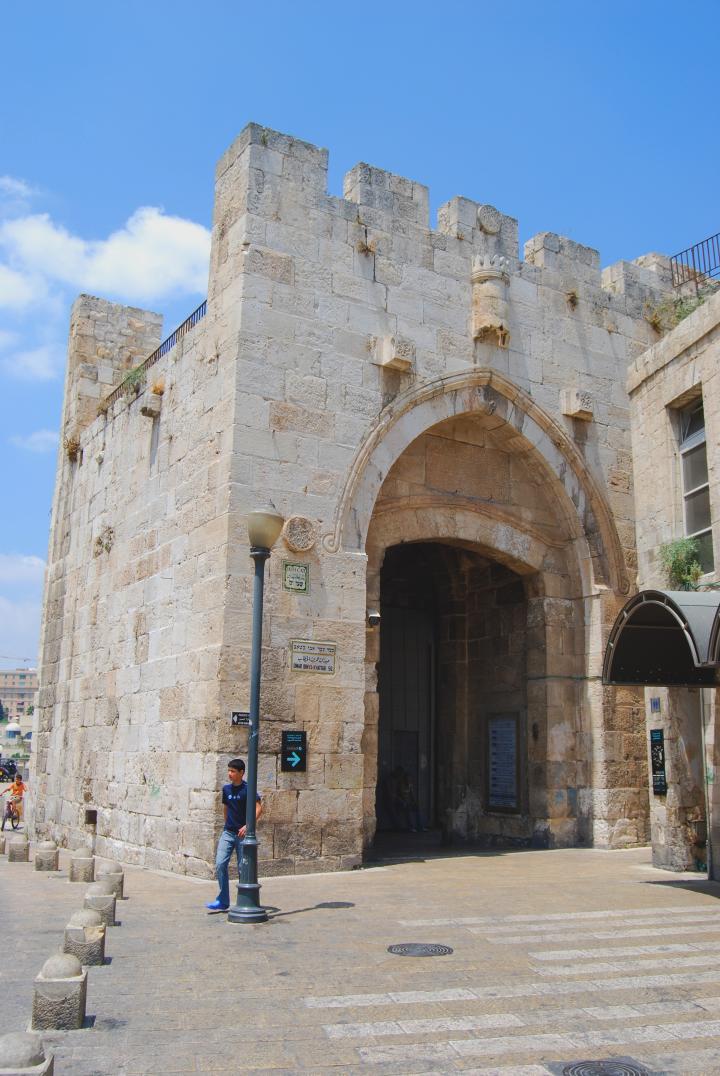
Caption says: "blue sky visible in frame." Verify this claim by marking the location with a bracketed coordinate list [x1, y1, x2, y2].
[1, 0, 718, 666]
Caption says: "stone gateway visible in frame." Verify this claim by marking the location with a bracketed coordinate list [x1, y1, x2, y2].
[31, 123, 682, 877]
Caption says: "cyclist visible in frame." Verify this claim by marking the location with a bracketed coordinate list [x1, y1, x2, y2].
[1, 774, 28, 830]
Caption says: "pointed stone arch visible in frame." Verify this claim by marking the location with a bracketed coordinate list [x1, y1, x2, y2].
[323, 368, 630, 596]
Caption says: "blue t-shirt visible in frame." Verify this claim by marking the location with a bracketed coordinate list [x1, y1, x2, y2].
[222, 780, 261, 833]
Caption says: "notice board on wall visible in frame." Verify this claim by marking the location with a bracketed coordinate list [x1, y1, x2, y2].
[487, 714, 519, 812]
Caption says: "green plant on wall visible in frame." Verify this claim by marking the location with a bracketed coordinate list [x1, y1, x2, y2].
[123, 364, 146, 395]
[659, 537, 703, 590]
[644, 285, 715, 336]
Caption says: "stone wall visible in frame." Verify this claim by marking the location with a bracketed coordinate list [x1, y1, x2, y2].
[33, 123, 677, 874]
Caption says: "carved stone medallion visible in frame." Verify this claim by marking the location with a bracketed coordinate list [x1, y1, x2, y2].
[477, 204, 502, 235]
[283, 516, 317, 553]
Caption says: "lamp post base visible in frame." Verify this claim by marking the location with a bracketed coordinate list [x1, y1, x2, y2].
[228, 883, 268, 924]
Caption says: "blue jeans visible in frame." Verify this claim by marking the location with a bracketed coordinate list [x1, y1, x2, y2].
[215, 830, 244, 907]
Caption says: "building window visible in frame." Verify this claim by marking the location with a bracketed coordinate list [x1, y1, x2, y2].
[679, 399, 714, 573]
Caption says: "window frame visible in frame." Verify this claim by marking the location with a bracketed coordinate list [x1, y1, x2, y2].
[678, 399, 714, 574]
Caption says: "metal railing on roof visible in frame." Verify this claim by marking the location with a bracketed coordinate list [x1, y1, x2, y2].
[103, 299, 207, 409]
[670, 232, 720, 289]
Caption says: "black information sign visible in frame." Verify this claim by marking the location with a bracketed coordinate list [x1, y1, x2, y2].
[650, 728, 667, 795]
[281, 730, 307, 772]
[230, 711, 251, 727]
[488, 715, 519, 811]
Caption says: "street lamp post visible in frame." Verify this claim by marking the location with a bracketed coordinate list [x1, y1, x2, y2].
[228, 507, 284, 925]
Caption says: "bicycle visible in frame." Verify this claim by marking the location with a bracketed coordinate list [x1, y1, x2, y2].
[1, 800, 20, 831]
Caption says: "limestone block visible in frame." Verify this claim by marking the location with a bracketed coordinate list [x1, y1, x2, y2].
[63, 909, 106, 966]
[69, 852, 94, 883]
[31, 953, 87, 1031]
[84, 880, 117, 927]
[95, 861, 124, 898]
[8, 836, 29, 863]
[321, 821, 363, 856]
[0, 1032, 53, 1075]
[560, 388, 594, 421]
[140, 391, 162, 418]
[370, 334, 415, 372]
[34, 841, 59, 872]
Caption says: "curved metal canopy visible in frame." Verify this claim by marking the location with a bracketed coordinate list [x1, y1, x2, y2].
[603, 589, 720, 686]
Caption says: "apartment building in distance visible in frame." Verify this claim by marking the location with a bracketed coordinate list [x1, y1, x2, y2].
[0, 667, 38, 733]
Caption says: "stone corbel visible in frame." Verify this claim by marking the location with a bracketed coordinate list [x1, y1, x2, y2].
[140, 391, 163, 418]
[471, 255, 510, 349]
[560, 388, 594, 421]
[371, 334, 415, 373]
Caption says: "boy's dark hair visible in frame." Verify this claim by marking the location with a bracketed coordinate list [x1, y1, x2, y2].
[228, 758, 246, 773]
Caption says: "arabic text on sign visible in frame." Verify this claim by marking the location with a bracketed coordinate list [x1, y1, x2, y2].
[290, 640, 336, 675]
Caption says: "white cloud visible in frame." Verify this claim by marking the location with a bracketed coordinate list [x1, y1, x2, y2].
[0, 344, 63, 381]
[0, 555, 46, 586]
[0, 596, 42, 664]
[0, 176, 39, 216]
[9, 429, 59, 453]
[0, 206, 210, 305]
[0, 264, 37, 309]
[0, 329, 18, 350]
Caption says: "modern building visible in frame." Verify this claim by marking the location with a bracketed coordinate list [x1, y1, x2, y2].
[615, 285, 720, 874]
[32, 123, 695, 877]
[0, 667, 37, 730]
[0, 667, 37, 769]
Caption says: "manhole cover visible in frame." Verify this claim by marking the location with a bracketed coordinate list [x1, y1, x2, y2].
[560, 1062, 651, 1076]
[387, 943, 453, 957]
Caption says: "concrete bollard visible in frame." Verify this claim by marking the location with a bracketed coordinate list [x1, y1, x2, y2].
[7, 835, 29, 863]
[0, 834, 6, 855]
[31, 953, 87, 1031]
[95, 861, 124, 898]
[84, 879, 117, 927]
[63, 909, 106, 967]
[33, 840, 59, 872]
[69, 850, 94, 884]
[0, 1032, 54, 1075]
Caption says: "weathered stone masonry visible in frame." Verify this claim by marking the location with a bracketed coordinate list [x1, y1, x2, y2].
[32, 123, 677, 875]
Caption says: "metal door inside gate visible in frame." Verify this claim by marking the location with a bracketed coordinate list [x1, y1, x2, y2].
[376, 605, 435, 829]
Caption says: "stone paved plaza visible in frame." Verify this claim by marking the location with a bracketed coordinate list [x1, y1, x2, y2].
[3, 843, 720, 1073]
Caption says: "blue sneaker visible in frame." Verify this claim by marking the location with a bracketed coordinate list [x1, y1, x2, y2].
[205, 900, 229, 913]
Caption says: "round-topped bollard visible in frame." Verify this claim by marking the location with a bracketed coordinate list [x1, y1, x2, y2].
[34, 840, 59, 872]
[0, 1031, 54, 1074]
[69, 847, 94, 884]
[84, 879, 117, 927]
[32, 952, 87, 1031]
[63, 908, 106, 967]
[95, 861, 124, 899]
[7, 835, 29, 863]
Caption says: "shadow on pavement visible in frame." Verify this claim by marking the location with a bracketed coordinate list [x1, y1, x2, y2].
[266, 900, 355, 920]
[644, 876, 720, 898]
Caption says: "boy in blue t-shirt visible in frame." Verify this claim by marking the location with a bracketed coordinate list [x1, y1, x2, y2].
[206, 758, 263, 913]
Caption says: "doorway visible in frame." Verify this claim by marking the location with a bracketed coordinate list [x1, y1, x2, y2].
[374, 541, 531, 850]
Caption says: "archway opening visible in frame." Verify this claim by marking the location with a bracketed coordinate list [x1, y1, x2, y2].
[374, 540, 531, 853]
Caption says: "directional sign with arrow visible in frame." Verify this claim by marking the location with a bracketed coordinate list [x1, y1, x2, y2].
[281, 730, 307, 772]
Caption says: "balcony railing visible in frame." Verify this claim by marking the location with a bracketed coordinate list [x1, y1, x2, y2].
[103, 299, 207, 409]
[670, 232, 720, 288]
